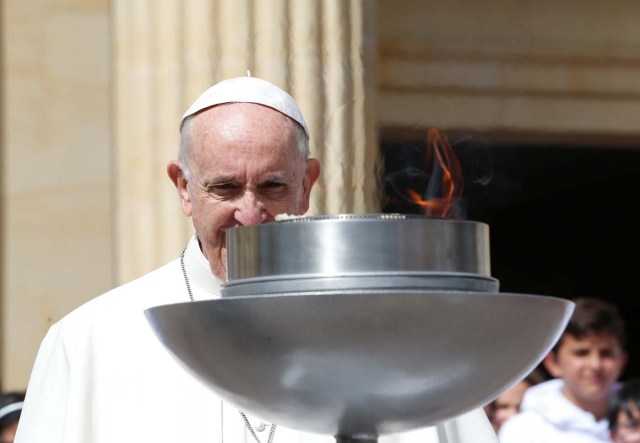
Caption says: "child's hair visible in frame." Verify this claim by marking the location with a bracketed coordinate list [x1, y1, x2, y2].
[608, 378, 640, 431]
[553, 296, 626, 352]
[523, 366, 549, 385]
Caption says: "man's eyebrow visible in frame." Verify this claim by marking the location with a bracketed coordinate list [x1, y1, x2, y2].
[206, 175, 236, 184]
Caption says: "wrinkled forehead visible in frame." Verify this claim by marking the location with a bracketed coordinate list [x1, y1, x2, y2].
[188, 104, 304, 171]
[190, 103, 301, 150]
[194, 102, 299, 135]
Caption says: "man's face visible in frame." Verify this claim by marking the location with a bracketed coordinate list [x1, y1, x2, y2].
[169, 103, 320, 280]
[544, 332, 627, 407]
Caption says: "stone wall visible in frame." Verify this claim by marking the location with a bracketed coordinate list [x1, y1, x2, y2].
[1, 0, 111, 389]
[377, 0, 640, 136]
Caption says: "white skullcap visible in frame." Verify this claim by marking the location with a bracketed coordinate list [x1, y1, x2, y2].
[180, 76, 309, 137]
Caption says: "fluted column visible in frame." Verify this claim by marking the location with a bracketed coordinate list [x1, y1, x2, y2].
[350, 1, 380, 213]
[113, 0, 215, 283]
[291, 0, 379, 215]
[321, 0, 354, 213]
[112, 0, 378, 282]
[289, 0, 325, 214]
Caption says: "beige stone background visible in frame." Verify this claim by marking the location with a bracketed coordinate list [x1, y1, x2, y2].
[1, 0, 639, 390]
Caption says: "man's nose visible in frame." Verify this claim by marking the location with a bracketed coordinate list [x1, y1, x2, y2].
[234, 192, 267, 225]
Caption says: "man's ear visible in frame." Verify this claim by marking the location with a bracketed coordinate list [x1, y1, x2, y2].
[299, 158, 321, 214]
[167, 160, 192, 217]
[543, 351, 562, 378]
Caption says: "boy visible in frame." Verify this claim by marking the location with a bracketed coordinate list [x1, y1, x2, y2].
[609, 377, 640, 443]
[499, 296, 628, 443]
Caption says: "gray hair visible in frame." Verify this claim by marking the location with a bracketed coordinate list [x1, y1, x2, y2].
[178, 112, 310, 182]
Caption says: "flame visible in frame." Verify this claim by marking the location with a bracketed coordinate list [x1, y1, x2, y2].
[408, 129, 463, 218]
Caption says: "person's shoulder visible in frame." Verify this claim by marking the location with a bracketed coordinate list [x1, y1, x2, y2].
[519, 378, 563, 406]
[498, 410, 545, 442]
[501, 409, 545, 428]
[55, 258, 183, 329]
[25, 258, 189, 375]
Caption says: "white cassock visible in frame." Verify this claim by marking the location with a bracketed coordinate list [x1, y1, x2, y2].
[15, 236, 498, 443]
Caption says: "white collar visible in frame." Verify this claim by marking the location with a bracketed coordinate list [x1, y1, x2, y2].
[182, 235, 222, 298]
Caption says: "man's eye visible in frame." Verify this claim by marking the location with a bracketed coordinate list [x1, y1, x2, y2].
[264, 182, 285, 188]
[260, 182, 287, 193]
[209, 183, 239, 195]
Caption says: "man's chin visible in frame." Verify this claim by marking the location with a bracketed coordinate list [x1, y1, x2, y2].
[208, 257, 227, 282]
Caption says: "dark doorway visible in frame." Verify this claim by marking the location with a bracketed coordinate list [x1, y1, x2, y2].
[381, 133, 640, 380]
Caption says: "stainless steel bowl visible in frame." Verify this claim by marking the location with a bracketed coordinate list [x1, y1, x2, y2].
[223, 214, 499, 296]
[146, 291, 573, 437]
[145, 214, 574, 440]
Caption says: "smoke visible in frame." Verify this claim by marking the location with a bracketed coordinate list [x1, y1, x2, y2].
[381, 132, 528, 220]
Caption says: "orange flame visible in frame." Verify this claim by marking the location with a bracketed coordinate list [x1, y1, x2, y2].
[408, 129, 463, 218]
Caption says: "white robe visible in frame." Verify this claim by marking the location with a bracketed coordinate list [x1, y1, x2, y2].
[15, 236, 498, 443]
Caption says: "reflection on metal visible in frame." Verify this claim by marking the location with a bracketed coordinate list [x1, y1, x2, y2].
[145, 215, 574, 442]
[224, 215, 498, 296]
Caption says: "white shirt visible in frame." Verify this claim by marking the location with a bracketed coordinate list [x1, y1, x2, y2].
[498, 379, 611, 443]
[15, 236, 498, 443]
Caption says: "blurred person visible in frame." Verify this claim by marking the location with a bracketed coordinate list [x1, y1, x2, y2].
[499, 297, 628, 443]
[609, 377, 640, 443]
[15, 76, 499, 442]
[484, 367, 547, 433]
[0, 392, 25, 443]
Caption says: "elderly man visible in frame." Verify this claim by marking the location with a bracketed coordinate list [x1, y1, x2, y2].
[15, 77, 497, 442]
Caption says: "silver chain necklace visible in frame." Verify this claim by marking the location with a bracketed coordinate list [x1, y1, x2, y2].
[180, 249, 277, 443]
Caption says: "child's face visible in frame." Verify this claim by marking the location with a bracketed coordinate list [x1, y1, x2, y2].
[484, 380, 531, 432]
[612, 403, 640, 443]
[544, 332, 627, 407]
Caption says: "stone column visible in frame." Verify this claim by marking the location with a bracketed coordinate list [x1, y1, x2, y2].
[112, 0, 379, 283]
[290, 0, 379, 215]
[113, 0, 213, 283]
